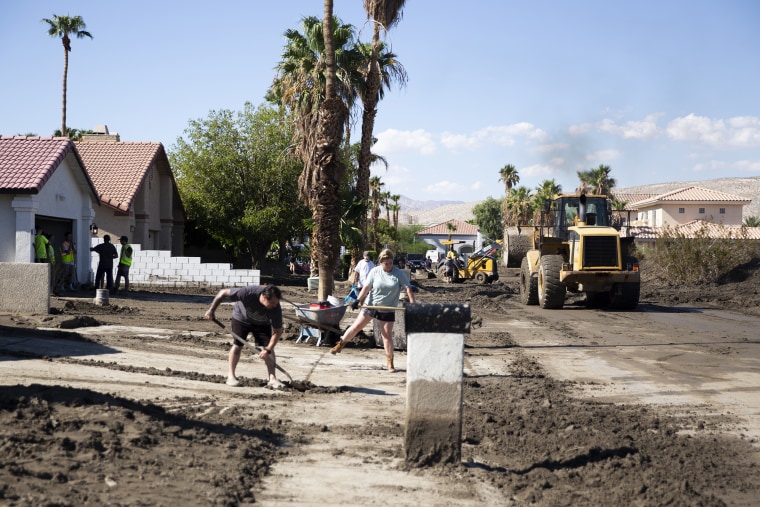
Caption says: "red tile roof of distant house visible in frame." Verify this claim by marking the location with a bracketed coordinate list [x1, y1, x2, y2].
[630, 220, 760, 240]
[633, 186, 751, 207]
[75, 141, 170, 213]
[417, 219, 479, 236]
[0, 136, 97, 198]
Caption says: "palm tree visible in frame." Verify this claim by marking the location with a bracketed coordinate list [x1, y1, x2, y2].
[269, 9, 360, 300]
[42, 14, 93, 138]
[743, 216, 760, 227]
[369, 176, 384, 250]
[498, 164, 520, 194]
[505, 186, 534, 225]
[358, 1, 407, 249]
[534, 179, 562, 222]
[445, 221, 458, 242]
[577, 164, 616, 195]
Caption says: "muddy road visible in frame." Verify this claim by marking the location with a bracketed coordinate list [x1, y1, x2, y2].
[1, 264, 759, 506]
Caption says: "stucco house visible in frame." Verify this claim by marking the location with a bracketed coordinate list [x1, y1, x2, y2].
[0, 135, 99, 269]
[415, 219, 483, 257]
[624, 186, 750, 227]
[76, 132, 185, 255]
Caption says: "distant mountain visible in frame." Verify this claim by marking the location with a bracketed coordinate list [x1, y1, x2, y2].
[398, 195, 463, 212]
[397, 176, 760, 227]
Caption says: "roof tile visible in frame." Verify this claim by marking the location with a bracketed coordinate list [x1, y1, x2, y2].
[75, 141, 166, 212]
[0, 136, 75, 193]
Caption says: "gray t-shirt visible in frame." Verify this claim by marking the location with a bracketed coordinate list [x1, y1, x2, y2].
[229, 285, 283, 328]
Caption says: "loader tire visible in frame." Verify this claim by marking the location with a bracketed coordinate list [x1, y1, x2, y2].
[610, 256, 641, 309]
[475, 271, 488, 284]
[538, 255, 565, 309]
[520, 256, 538, 305]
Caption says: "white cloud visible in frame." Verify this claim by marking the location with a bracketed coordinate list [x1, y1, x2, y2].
[522, 163, 556, 178]
[570, 114, 661, 140]
[586, 149, 621, 162]
[735, 159, 760, 173]
[373, 128, 437, 155]
[424, 180, 466, 196]
[440, 123, 548, 151]
[470, 181, 482, 191]
[667, 114, 760, 147]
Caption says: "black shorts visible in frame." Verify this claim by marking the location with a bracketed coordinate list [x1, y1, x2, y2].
[230, 319, 271, 347]
[361, 309, 395, 322]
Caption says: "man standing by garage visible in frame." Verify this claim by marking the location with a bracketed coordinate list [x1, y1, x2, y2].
[113, 235, 133, 293]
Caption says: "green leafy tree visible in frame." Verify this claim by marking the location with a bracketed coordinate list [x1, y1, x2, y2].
[42, 14, 93, 138]
[534, 179, 562, 215]
[53, 127, 92, 141]
[169, 103, 308, 268]
[743, 216, 760, 227]
[471, 197, 504, 240]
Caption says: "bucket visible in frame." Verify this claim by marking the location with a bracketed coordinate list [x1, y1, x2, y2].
[94, 289, 110, 306]
[307, 276, 319, 291]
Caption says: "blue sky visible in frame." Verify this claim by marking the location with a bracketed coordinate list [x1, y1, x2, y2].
[2, 1, 759, 203]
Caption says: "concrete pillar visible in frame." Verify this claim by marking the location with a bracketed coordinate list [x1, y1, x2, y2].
[12, 195, 40, 262]
[404, 303, 470, 466]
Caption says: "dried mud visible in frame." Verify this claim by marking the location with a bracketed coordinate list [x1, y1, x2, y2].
[1, 258, 760, 505]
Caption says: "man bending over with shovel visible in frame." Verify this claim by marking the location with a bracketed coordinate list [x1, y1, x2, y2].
[204, 284, 285, 390]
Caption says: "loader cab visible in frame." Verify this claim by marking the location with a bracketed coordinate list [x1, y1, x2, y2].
[552, 195, 611, 238]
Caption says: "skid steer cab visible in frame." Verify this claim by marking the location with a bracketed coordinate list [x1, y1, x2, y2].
[436, 239, 501, 284]
[519, 193, 640, 309]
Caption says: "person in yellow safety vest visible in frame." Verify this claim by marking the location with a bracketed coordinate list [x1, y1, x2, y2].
[59, 231, 77, 291]
[34, 225, 49, 263]
[46, 233, 60, 294]
[113, 235, 133, 294]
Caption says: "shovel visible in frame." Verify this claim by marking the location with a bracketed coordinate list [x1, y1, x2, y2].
[211, 318, 293, 383]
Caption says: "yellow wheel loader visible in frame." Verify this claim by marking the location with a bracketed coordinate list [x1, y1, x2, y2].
[436, 239, 501, 284]
[515, 193, 640, 309]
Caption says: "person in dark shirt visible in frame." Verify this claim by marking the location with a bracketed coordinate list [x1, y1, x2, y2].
[204, 284, 285, 389]
[90, 235, 118, 290]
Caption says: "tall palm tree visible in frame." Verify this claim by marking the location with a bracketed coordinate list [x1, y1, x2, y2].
[269, 9, 359, 300]
[42, 14, 93, 138]
[369, 176, 384, 250]
[358, 1, 407, 249]
[498, 164, 520, 194]
[577, 164, 616, 195]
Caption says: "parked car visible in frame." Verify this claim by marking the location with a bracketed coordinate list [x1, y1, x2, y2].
[406, 253, 425, 270]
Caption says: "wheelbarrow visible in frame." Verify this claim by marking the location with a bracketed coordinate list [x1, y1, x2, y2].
[293, 302, 348, 346]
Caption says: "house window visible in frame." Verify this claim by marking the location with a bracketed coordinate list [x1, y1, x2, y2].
[719, 208, 726, 214]
[699, 207, 705, 214]
[678, 208, 685, 214]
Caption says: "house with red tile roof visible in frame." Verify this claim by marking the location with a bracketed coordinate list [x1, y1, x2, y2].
[76, 137, 185, 255]
[0, 136, 99, 273]
[626, 186, 750, 227]
[415, 219, 484, 257]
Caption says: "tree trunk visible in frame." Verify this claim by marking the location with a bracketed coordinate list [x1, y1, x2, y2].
[61, 37, 69, 138]
[357, 24, 383, 250]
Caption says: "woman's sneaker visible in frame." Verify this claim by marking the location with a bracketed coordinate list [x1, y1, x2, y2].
[267, 379, 286, 390]
[226, 376, 241, 387]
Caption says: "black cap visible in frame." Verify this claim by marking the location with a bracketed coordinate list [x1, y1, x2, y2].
[120, 236, 128, 242]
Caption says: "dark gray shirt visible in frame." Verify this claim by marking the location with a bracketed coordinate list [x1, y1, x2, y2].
[92, 243, 118, 269]
[230, 285, 283, 328]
